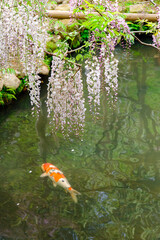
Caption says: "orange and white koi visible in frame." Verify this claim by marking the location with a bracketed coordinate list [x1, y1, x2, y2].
[40, 163, 80, 203]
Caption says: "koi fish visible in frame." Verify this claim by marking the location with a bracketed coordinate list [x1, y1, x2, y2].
[40, 163, 80, 203]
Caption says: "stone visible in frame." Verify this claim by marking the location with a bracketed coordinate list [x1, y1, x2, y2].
[55, 4, 70, 11]
[38, 65, 50, 75]
[47, 2, 57, 10]
[129, 4, 147, 13]
[53, 18, 77, 34]
[55, 0, 63, 3]
[63, 0, 70, 3]
[3, 73, 21, 89]
[46, 40, 57, 52]
[0, 79, 3, 91]
[7, 57, 25, 78]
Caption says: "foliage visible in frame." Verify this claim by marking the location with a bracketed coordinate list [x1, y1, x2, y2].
[0, 68, 16, 75]
[43, 54, 52, 69]
[127, 20, 155, 31]
[0, 89, 16, 105]
[0, 0, 160, 134]
[1, 47, 160, 239]
[0, 76, 27, 105]
[81, 29, 89, 41]
[46, 40, 57, 53]
[0, 0, 48, 108]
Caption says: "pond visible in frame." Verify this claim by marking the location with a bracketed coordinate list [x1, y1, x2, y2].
[0, 43, 160, 240]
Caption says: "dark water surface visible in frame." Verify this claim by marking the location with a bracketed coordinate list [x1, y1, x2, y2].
[0, 44, 160, 240]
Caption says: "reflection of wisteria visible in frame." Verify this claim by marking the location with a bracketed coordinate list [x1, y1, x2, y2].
[46, 56, 85, 136]
[85, 54, 118, 112]
[104, 54, 119, 104]
[85, 56, 101, 113]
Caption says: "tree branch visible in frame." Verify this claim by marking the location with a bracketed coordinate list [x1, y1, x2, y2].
[149, 0, 157, 7]
[67, 43, 88, 54]
[44, 50, 82, 67]
[131, 32, 160, 52]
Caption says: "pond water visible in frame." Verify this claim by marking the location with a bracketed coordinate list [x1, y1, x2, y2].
[1, 43, 160, 240]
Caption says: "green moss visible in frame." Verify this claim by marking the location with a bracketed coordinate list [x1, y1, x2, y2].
[46, 41, 57, 53]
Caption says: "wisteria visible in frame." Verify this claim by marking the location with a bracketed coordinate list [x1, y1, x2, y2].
[0, 0, 48, 109]
[153, 7, 160, 48]
[1, 0, 160, 136]
[103, 54, 118, 103]
[69, 0, 83, 11]
[47, 56, 85, 135]
[85, 56, 101, 113]
[85, 53, 118, 114]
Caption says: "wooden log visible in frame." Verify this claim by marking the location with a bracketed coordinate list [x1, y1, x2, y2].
[124, 13, 158, 22]
[46, 10, 88, 19]
[46, 10, 158, 22]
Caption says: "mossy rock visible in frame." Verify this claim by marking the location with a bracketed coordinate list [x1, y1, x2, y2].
[46, 40, 57, 52]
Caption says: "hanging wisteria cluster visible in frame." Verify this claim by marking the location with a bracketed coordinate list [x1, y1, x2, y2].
[1, 0, 160, 136]
[103, 54, 119, 102]
[0, 0, 48, 109]
[153, 7, 160, 48]
[85, 53, 118, 113]
[47, 56, 85, 135]
[69, 0, 121, 116]
[85, 56, 101, 113]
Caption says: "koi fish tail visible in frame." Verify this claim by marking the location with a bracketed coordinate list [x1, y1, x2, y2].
[69, 188, 81, 203]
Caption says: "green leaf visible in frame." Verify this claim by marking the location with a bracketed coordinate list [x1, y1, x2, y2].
[50, 1, 57, 4]
[6, 88, 16, 94]
[76, 54, 83, 61]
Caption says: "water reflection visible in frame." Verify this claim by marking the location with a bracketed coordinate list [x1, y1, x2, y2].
[0, 44, 160, 239]
[35, 97, 60, 160]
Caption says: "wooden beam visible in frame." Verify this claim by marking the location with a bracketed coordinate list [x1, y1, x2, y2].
[124, 13, 158, 22]
[46, 10, 158, 22]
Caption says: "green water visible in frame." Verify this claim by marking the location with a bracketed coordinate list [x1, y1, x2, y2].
[1, 44, 160, 240]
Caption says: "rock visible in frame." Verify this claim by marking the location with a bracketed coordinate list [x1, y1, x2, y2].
[0, 79, 3, 91]
[46, 40, 57, 52]
[7, 57, 25, 78]
[47, 2, 57, 10]
[55, 4, 70, 11]
[129, 4, 147, 13]
[3, 73, 21, 89]
[55, 0, 63, 4]
[53, 18, 77, 34]
[38, 65, 50, 75]
[63, 0, 70, 3]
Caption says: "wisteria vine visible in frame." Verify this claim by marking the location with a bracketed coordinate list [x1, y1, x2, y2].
[47, 56, 85, 135]
[0, 0, 48, 109]
[0, 0, 160, 136]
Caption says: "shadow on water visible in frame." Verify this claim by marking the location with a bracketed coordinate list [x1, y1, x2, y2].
[1, 43, 160, 239]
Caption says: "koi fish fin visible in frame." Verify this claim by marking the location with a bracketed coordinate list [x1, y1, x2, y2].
[69, 188, 81, 203]
[53, 182, 57, 187]
[72, 189, 81, 195]
[40, 173, 48, 178]
[70, 191, 78, 203]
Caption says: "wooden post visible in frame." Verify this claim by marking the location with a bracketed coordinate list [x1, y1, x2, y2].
[46, 10, 159, 22]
